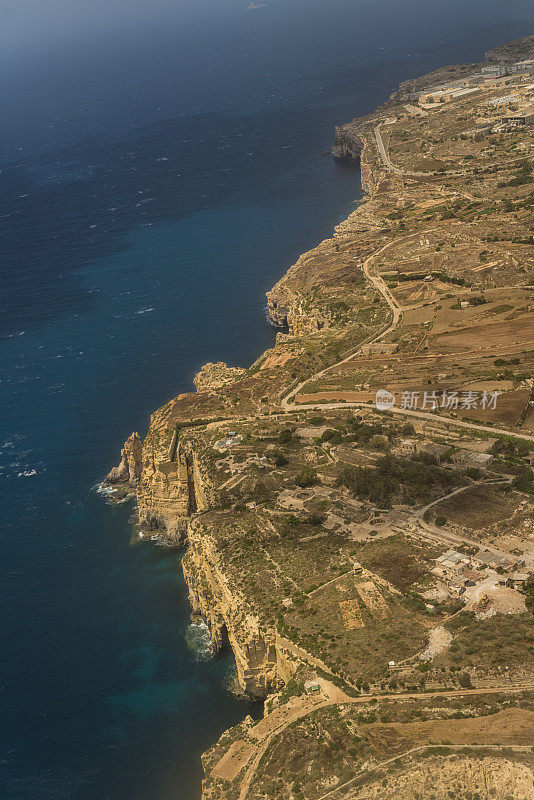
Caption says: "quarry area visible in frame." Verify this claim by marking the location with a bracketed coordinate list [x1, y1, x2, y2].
[105, 35, 534, 800]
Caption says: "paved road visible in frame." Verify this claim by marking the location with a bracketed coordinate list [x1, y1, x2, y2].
[374, 121, 407, 175]
[281, 229, 424, 408]
[374, 120, 466, 177]
[288, 399, 534, 444]
[207, 400, 534, 445]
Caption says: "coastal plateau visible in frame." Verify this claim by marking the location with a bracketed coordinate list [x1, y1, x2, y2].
[105, 34, 534, 800]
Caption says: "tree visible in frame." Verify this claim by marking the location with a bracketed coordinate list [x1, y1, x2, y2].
[273, 450, 289, 467]
[458, 672, 472, 688]
[321, 428, 342, 444]
[512, 467, 534, 493]
[278, 428, 295, 444]
[295, 467, 318, 488]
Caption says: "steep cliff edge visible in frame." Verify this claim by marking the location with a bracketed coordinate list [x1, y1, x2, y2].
[266, 136, 384, 332]
[106, 114, 388, 528]
[102, 36, 534, 800]
[193, 362, 246, 392]
[105, 432, 143, 486]
[485, 33, 534, 63]
[182, 516, 295, 697]
[102, 110, 390, 692]
[332, 122, 364, 162]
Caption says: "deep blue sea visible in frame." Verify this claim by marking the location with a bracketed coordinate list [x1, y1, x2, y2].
[1, 1, 533, 798]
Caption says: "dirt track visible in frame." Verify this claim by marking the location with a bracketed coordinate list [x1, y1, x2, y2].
[233, 684, 534, 800]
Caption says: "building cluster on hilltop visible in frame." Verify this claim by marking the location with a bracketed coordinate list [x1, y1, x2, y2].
[410, 58, 534, 128]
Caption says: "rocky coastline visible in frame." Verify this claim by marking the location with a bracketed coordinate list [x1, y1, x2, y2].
[103, 110, 384, 692]
[103, 32, 534, 800]
[104, 31, 532, 689]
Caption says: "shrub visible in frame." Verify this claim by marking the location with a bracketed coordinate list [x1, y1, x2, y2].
[458, 672, 472, 688]
[279, 428, 295, 444]
[512, 467, 534, 494]
[464, 467, 480, 480]
[273, 450, 289, 468]
[305, 512, 326, 526]
[295, 468, 318, 488]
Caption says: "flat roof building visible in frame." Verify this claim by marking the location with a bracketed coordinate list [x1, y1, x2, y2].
[507, 572, 530, 590]
[502, 104, 534, 126]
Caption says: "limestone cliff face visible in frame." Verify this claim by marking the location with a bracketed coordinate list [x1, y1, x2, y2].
[180, 438, 217, 513]
[105, 432, 143, 485]
[266, 287, 327, 335]
[105, 99, 385, 698]
[359, 138, 382, 196]
[193, 362, 246, 392]
[266, 135, 381, 334]
[104, 424, 293, 694]
[182, 518, 295, 697]
[130, 404, 191, 540]
[130, 406, 218, 540]
[135, 425, 297, 694]
[265, 237, 339, 334]
[332, 123, 364, 161]
[107, 419, 296, 695]
[136, 442, 190, 539]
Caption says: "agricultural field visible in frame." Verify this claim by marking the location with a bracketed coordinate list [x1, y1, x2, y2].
[242, 699, 534, 800]
[111, 37, 534, 800]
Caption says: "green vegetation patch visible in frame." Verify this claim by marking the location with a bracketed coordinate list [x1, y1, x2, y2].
[282, 571, 427, 683]
[356, 534, 441, 592]
[440, 612, 534, 671]
[337, 454, 462, 507]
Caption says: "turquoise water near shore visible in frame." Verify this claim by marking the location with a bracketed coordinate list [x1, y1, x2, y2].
[1, 1, 533, 798]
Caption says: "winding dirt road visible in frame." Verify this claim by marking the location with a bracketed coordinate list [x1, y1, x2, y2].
[236, 683, 534, 800]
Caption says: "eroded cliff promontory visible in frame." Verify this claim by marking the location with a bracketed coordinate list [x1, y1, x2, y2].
[182, 515, 296, 697]
[104, 36, 534, 800]
[105, 431, 143, 487]
[332, 122, 364, 162]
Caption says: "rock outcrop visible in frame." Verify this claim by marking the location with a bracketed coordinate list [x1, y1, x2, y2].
[266, 299, 290, 328]
[266, 289, 326, 335]
[105, 432, 143, 485]
[137, 442, 190, 540]
[133, 407, 218, 541]
[182, 517, 295, 696]
[485, 34, 534, 63]
[193, 362, 246, 392]
[332, 123, 364, 161]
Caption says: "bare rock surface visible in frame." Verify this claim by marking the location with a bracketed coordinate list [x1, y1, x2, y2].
[105, 432, 143, 485]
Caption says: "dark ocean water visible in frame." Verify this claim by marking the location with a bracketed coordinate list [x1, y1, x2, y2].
[1, 1, 533, 798]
